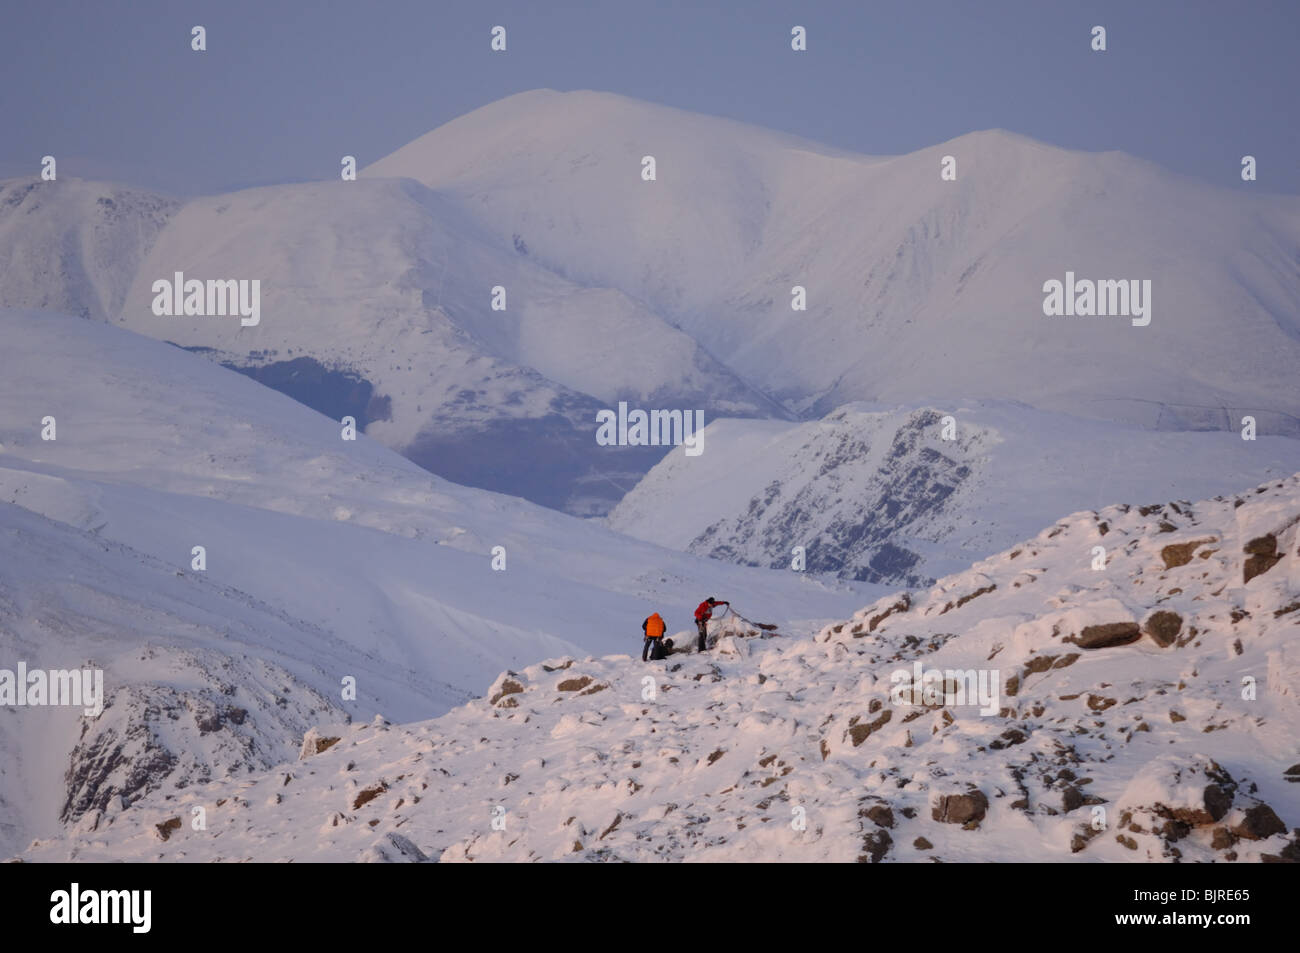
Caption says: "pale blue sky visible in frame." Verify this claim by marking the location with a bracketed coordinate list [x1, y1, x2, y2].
[3, 0, 1296, 195]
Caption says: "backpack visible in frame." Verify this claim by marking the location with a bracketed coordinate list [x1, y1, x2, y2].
[649, 637, 674, 661]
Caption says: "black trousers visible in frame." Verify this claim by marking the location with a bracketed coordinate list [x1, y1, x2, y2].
[696, 620, 708, 652]
[643, 637, 664, 661]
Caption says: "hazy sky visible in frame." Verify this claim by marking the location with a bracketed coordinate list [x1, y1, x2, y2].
[3, 0, 1297, 195]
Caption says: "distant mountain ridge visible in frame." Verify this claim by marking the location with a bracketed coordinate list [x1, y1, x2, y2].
[3, 89, 1298, 517]
[367, 90, 1300, 431]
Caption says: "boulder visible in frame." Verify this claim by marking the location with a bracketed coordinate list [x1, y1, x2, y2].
[1160, 537, 1217, 570]
[1243, 534, 1281, 583]
[932, 789, 988, 827]
[1232, 804, 1287, 841]
[1072, 622, 1142, 649]
[488, 674, 525, 706]
[859, 829, 893, 863]
[1142, 611, 1183, 648]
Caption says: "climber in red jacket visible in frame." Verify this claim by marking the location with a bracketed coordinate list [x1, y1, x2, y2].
[693, 597, 729, 652]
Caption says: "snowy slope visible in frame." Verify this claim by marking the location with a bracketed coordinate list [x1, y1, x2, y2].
[23, 473, 1299, 863]
[368, 90, 1300, 432]
[114, 177, 767, 432]
[608, 402, 1300, 585]
[5, 172, 771, 514]
[0, 178, 176, 321]
[0, 308, 870, 856]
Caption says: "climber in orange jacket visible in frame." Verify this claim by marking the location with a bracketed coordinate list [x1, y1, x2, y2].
[641, 612, 672, 661]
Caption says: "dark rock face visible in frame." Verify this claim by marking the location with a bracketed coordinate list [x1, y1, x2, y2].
[858, 543, 923, 584]
[195, 703, 249, 735]
[62, 712, 179, 824]
[690, 409, 975, 586]
[59, 654, 340, 830]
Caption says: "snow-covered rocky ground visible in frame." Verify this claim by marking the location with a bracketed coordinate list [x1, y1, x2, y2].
[0, 308, 869, 858]
[609, 402, 1300, 586]
[21, 472, 1298, 862]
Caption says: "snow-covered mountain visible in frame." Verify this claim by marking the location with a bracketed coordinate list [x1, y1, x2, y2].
[112, 177, 772, 514]
[21, 472, 1298, 862]
[5, 91, 1299, 518]
[0, 308, 869, 857]
[367, 90, 1300, 432]
[608, 402, 1300, 586]
[0, 178, 176, 321]
[0, 175, 771, 515]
